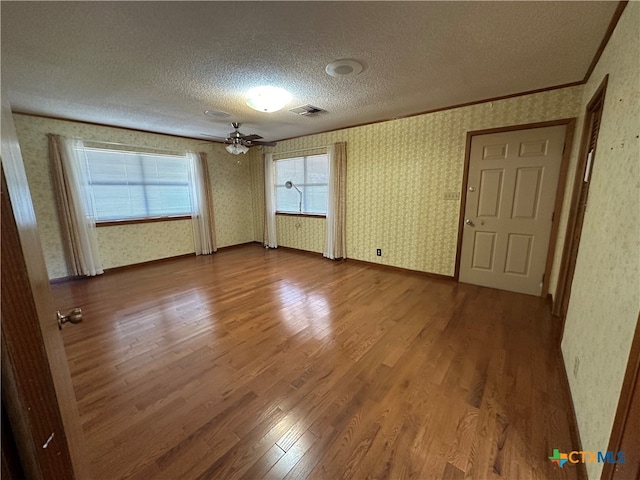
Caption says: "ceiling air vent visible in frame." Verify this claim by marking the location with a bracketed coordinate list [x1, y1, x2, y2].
[289, 104, 326, 116]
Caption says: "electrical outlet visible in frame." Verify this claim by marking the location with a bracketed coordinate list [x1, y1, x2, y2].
[376, 248, 382, 256]
[444, 191, 460, 200]
[573, 356, 580, 378]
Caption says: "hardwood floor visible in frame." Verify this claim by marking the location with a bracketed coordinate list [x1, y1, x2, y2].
[52, 245, 579, 480]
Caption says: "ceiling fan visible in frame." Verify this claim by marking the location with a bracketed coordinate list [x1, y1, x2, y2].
[206, 122, 277, 154]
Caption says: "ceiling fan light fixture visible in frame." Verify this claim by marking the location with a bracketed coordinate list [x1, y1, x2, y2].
[246, 86, 291, 113]
[325, 59, 363, 78]
[225, 143, 249, 155]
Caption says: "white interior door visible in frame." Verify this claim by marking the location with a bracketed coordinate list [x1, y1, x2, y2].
[459, 125, 566, 296]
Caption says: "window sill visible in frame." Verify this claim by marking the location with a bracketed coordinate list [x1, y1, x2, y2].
[276, 212, 326, 219]
[96, 215, 191, 227]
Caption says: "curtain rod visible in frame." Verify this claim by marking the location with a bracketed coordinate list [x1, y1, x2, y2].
[77, 138, 189, 156]
[272, 145, 331, 157]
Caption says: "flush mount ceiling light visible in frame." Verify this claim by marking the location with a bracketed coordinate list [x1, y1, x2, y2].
[325, 59, 363, 78]
[245, 86, 291, 113]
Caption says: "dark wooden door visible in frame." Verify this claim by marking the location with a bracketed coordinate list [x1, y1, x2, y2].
[603, 315, 640, 480]
[554, 76, 607, 322]
[1, 96, 90, 478]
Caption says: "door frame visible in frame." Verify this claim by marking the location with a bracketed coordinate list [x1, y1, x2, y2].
[454, 118, 577, 298]
[552, 76, 608, 325]
[602, 313, 640, 480]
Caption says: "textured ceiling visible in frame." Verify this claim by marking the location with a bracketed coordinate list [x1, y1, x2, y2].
[1, 1, 619, 143]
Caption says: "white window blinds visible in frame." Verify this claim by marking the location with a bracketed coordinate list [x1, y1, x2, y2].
[81, 147, 192, 221]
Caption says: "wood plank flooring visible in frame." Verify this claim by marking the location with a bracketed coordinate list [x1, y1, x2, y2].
[52, 245, 579, 479]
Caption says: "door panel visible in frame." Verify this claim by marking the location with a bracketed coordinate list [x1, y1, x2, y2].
[482, 143, 508, 160]
[512, 167, 542, 219]
[471, 231, 497, 270]
[477, 169, 503, 217]
[519, 139, 548, 157]
[504, 234, 533, 275]
[459, 125, 566, 295]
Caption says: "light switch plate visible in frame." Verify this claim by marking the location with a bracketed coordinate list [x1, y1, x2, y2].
[443, 191, 460, 200]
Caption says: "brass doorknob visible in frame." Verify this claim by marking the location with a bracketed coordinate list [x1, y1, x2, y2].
[57, 308, 83, 330]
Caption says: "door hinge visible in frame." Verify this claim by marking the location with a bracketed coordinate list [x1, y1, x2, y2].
[542, 273, 545, 283]
[562, 142, 566, 155]
[551, 211, 555, 222]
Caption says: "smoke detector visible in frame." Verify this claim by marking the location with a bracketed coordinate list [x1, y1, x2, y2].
[325, 59, 363, 78]
[204, 109, 231, 118]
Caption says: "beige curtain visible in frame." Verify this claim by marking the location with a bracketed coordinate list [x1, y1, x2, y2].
[324, 142, 347, 260]
[189, 152, 217, 255]
[49, 134, 104, 276]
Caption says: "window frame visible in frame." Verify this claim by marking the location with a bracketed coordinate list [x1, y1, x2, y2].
[95, 215, 191, 227]
[80, 146, 194, 224]
[274, 153, 329, 216]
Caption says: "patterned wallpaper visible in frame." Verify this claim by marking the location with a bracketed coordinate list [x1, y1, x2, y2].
[96, 220, 194, 268]
[251, 86, 584, 278]
[13, 114, 255, 279]
[249, 150, 265, 244]
[210, 150, 256, 248]
[560, 4, 640, 479]
[276, 215, 325, 254]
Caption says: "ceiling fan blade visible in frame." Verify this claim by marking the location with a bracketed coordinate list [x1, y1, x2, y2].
[204, 126, 274, 147]
[242, 134, 263, 141]
[249, 140, 277, 147]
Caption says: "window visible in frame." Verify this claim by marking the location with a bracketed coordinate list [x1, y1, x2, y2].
[81, 147, 192, 222]
[275, 154, 329, 215]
